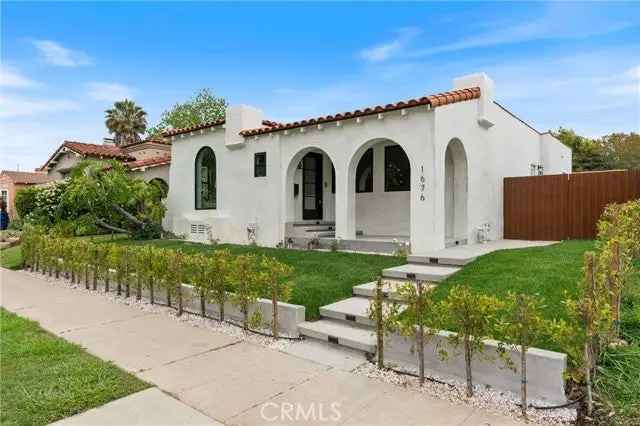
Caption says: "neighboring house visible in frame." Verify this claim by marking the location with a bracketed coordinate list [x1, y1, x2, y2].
[0, 170, 51, 218]
[163, 73, 572, 254]
[39, 139, 171, 191]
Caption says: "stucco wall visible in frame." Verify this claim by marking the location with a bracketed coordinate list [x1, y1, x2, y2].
[165, 74, 571, 252]
[48, 151, 83, 180]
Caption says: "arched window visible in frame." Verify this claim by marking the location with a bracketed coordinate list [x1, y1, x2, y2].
[195, 147, 216, 209]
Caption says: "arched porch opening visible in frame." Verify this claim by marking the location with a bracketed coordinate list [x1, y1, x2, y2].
[346, 138, 411, 243]
[284, 147, 336, 240]
[444, 138, 468, 246]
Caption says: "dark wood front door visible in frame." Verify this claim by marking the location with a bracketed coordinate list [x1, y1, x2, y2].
[302, 153, 323, 220]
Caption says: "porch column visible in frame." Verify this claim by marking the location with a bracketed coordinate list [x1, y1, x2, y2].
[334, 167, 355, 240]
[410, 146, 444, 253]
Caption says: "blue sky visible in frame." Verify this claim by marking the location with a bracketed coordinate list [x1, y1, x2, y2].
[1, 1, 639, 171]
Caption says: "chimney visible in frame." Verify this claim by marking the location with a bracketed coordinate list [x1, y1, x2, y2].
[452, 73, 495, 129]
[224, 105, 265, 147]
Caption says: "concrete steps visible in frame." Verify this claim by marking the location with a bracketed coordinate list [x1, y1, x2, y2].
[319, 296, 374, 326]
[353, 279, 436, 300]
[382, 263, 460, 282]
[297, 319, 376, 353]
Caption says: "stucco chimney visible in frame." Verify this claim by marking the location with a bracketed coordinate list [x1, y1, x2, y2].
[452, 73, 495, 129]
[225, 105, 265, 147]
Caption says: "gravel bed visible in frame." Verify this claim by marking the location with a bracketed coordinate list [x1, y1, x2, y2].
[353, 362, 576, 425]
[24, 270, 299, 352]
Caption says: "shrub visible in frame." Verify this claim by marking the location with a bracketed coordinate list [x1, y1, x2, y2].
[13, 186, 38, 218]
[229, 254, 261, 330]
[257, 256, 294, 338]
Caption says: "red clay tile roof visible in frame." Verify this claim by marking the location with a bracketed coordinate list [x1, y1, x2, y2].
[62, 141, 134, 160]
[240, 87, 481, 136]
[127, 154, 172, 170]
[39, 141, 135, 171]
[163, 119, 281, 137]
[120, 137, 171, 148]
[0, 170, 51, 184]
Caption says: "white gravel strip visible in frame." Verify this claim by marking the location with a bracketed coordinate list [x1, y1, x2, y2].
[353, 362, 576, 425]
[23, 270, 299, 352]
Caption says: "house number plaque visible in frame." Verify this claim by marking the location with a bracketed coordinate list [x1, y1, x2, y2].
[419, 165, 426, 201]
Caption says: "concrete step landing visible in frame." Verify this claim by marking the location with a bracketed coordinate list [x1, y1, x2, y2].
[298, 319, 376, 353]
[319, 296, 374, 327]
[353, 279, 437, 300]
[382, 263, 460, 282]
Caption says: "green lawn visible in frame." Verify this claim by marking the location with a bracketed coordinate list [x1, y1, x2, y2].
[114, 239, 405, 319]
[430, 240, 595, 351]
[0, 245, 23, 270]
[0, 309, 149, 426]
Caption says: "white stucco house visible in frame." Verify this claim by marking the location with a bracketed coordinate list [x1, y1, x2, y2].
[164, 73, 571, 254]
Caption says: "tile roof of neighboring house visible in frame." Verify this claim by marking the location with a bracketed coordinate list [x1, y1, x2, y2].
[127, 153, 172, 171]
[0, 170, 51, 184]
[39, 140, 136, 171]
[163, 119, 282, 137]
[240, 87, 482, 136]
[120, 137, 171, 148]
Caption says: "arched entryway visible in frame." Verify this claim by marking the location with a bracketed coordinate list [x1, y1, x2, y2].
[284, 147, 337, 239]
[444, 138, 468, 246]
[346, 138, 411, 241]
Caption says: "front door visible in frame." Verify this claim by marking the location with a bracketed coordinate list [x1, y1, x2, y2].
[302, 153, 323, 220]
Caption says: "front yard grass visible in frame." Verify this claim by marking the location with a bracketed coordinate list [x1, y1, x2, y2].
[0, 245, 23, 270]
[114, 239, 405, 319]
[0, 308, 149, 426]
[431, 240, 596, 351]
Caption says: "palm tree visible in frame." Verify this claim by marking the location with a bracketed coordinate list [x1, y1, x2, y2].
[105, 99, 147, 146]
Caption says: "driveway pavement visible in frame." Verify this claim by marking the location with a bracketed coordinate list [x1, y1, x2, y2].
[1, 268, 523, 425]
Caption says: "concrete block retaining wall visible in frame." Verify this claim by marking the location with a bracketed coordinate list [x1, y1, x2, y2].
[384, 330, 567, 404]
[86, 273, 306, 337]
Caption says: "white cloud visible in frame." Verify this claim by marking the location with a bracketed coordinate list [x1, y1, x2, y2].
[86, 82, 134, 102]
[0, 93, 80, 118]
[359, 27, 421, 62]
[0, 65, 37, 88]
[31, 39, 93, 67]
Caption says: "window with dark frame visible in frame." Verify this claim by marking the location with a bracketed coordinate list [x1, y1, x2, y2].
[355, 148, 373, 193]
[254, 152, 267, 177]
[195, 147, 216, 209]
[385, 145, 410, 192]
[331, 165, 335, 194]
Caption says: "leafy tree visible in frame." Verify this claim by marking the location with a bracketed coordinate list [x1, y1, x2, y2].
[394, 279, 437, 385]
[258, 256, 294, 338]
[229, 254, 261, 330]
[599, 132, 640, 171]
[207, 249, 231, 321]
[437, 285, 502, 397]
[60, 160, 165, 238]
[497, 293, 553, 422]
[147, 89, 227, 136]
[163, 249, 185, 315]
[105, 99, 147, 146]
[13, 186, 38, 218]
[553, 127, 608, 171]
[367, 277, 400, 369]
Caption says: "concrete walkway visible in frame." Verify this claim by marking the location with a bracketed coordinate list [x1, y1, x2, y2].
[1, 268, 524, 425]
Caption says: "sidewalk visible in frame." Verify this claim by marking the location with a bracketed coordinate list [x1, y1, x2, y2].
[0, 268, 524, 426]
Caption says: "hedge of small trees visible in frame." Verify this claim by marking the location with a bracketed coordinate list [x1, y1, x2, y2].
[369, 199, 639, 422]
[21, 227, 296, 338]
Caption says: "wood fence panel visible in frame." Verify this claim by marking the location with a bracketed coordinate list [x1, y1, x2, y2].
[504, 170, 640, 241]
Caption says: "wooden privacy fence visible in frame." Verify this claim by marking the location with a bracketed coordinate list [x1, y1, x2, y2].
[504, 170, 640, 240]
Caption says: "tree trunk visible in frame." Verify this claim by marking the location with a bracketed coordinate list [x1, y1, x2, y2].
[55, 265, 59, 279]
[150, 279, 155, 304]
[117, 279, 122, 296]
[136, 275, 142, 301]
[464, 336, 473, 397]
[584, 342, 593, 416]
[416, 280, 425, 386]
[219, 295, 225, 322]
[167, 288, 171, 307]
[85, 265, 89, 289]
[200, 292, 206, 317]
[177, 284, 183, 316]
[71, 270, 75, 283]
[272, 287, 279, 339]
[521, 344, 528, 422]
[125, 282, 130, 298]
[105, 275, 110, 293]
[375, 277, 384, 369]
[243, 305, 249, 330]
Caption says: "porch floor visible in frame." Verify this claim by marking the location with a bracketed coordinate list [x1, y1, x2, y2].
[408, 239, 557, 266]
